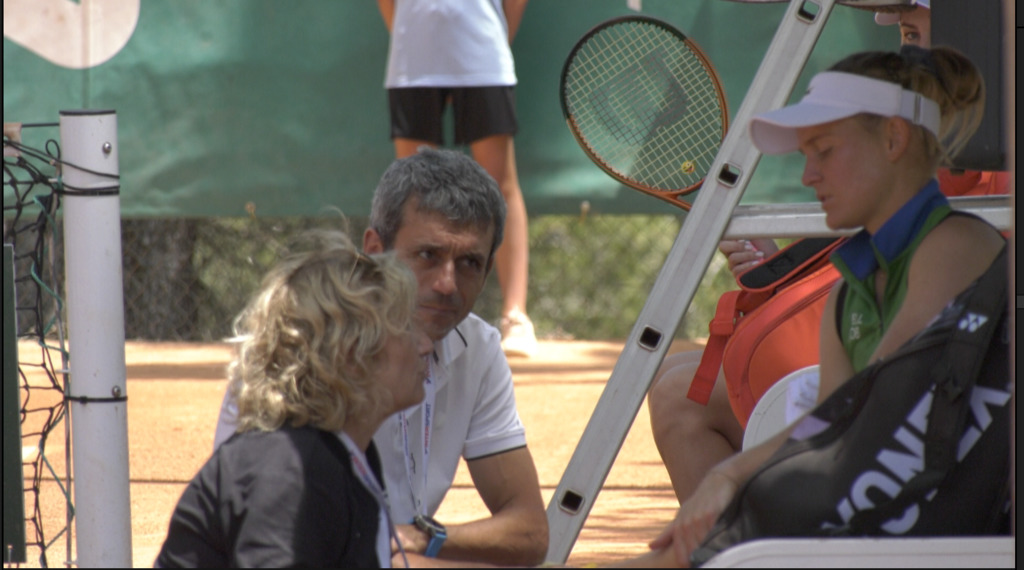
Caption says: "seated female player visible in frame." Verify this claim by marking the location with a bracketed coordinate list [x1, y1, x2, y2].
[632, 44, 1003, 567]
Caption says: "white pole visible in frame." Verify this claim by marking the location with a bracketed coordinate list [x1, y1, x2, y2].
[59, 109, 132, 568]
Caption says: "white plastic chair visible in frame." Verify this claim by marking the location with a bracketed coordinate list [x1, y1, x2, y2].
[741, 365, 818, 450]
[701, 536, 1015, 568]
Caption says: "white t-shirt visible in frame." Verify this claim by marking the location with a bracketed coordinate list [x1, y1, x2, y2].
[212, 312, 527, 523]
[384, 0, 517, 88]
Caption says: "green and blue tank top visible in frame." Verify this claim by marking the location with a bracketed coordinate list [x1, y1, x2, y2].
[830, 180, 952, 372]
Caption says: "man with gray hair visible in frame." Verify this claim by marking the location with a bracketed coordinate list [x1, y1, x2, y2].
[362, 147, 546, 566]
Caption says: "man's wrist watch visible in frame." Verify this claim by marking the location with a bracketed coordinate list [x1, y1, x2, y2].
[413, 514, 447, 558]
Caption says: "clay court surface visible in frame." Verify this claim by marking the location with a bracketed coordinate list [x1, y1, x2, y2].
[19, 337, 705, 568]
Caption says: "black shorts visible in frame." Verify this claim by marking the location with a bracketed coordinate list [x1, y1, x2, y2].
[388, 86, 518, 146]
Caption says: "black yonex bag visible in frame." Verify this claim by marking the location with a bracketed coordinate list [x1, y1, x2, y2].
[691, 244, 1012, 567]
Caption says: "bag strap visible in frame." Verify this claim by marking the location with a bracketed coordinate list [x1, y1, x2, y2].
[846, 244, 1008, 532]
[923, 243, 1008, 471]
[687, 290, 740, 405]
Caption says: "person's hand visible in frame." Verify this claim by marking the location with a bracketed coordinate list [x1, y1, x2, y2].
[718, 239, 778, 277]
[392, 523, 426, 555]
[393, 524, 451, 568]
[647, 470, 739, 566]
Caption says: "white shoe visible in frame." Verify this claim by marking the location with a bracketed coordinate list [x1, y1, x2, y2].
[500, 311, 538, 358]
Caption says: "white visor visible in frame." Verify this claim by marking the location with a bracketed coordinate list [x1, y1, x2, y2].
[874, 0, 929, 25]
[748, 71, 941, 155]
[874, 11, 901, 25]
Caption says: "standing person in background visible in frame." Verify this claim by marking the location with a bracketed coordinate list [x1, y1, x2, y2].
[873, 0, 1011, 198]
[645, 0, 1012, 506]
[378, 0, 538, 358]
[874, 0, 931, 47]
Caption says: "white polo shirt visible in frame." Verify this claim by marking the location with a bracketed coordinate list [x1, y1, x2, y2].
[212, 312, 527, 523]
[375, 312, 527, 522]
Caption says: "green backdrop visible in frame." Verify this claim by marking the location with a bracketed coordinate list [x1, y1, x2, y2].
[3, 0, 896, 217]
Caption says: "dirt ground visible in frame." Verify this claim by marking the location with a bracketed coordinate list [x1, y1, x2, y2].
[17, 337, 705, 568]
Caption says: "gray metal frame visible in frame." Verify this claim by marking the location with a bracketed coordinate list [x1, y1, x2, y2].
[726, 196, 1012, 239]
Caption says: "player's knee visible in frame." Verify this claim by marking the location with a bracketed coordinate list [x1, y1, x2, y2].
[648, 368, 682, 414]
[649, 386, 704, 439]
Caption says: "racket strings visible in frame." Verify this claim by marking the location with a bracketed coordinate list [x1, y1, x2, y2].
[564, 20, 726, 194]
[632, 53, 723, 188]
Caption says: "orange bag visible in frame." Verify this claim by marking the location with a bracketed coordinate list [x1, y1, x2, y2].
[686, 237, 844, 428]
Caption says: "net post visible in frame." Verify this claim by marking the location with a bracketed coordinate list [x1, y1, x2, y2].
[3, 244, 27, 564]
[59, 109, 132, 568]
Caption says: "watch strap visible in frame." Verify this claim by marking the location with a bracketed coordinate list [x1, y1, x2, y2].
[424, 531, 446, 558]
[413, 515, 447, 558]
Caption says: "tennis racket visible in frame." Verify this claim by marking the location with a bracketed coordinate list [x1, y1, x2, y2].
[560, 16, 729, 211]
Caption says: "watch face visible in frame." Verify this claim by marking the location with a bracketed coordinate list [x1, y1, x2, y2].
[414, 514, 445, 535]
[415, 514, 447, 558]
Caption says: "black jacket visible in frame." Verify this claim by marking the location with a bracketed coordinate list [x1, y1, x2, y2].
[156, 426, 384, 568]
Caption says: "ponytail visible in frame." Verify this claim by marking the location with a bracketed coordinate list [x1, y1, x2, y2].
[829, 46, 984, 165]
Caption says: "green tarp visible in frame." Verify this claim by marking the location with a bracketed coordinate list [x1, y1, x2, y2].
[3, 0, 895, 217]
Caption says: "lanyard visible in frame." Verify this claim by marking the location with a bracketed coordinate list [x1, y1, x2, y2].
[398, 355, 436, 518]
[339, 432, 408, 568]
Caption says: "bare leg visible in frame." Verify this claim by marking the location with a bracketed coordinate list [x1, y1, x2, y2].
[394, 138, 436, 159]
[469, 134, 529, 319]
[647, 350, 744, 503]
